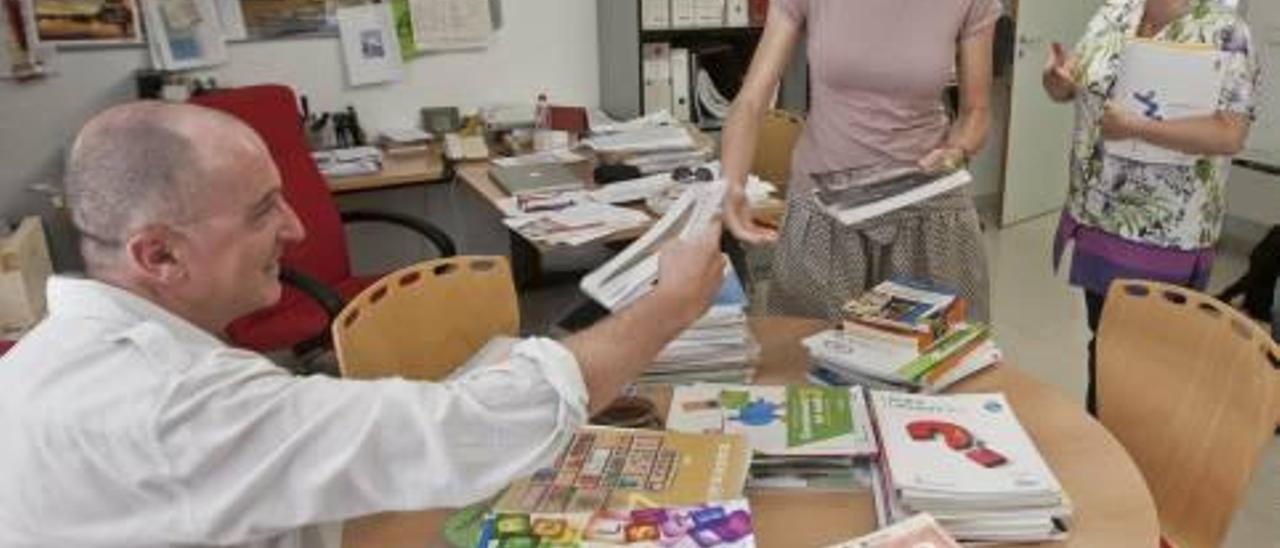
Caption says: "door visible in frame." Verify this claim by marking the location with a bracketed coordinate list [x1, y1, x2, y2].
[999, 0, 1104, 227]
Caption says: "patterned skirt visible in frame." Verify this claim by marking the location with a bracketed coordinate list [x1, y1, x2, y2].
[766, 169, 991, 322]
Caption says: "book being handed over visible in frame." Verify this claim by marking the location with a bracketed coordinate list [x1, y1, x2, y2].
[811, 167, 972, 226]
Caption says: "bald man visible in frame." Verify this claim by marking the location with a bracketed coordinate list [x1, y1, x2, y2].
[0, 102, 727, 547]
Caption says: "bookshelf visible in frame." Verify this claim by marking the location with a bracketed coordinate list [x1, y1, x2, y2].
[597, 1, 808, 128]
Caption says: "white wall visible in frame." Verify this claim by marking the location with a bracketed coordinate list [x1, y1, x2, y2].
[0, 0, 599, 264]
[1227, 165, 1280, 225]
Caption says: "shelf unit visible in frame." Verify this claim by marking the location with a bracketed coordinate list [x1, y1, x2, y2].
[597, 0, 808, 126]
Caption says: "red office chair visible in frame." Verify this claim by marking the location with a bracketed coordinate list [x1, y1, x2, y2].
[0, 340, 14, 357]
[191, 85, 456, 371]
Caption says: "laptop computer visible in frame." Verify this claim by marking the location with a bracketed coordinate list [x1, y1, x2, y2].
[488, 164, 585, 197]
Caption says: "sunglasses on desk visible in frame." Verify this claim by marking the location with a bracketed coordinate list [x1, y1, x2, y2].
[672, 166, 715, 184]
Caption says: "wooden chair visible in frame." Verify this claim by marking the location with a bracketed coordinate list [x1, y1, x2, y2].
[332, 256, 518, 381]
[1097, 280, 1280, 548]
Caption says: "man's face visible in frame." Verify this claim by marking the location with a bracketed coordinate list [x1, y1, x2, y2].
[173, 139, 305, 330]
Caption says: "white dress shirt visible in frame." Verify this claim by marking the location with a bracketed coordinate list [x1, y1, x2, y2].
[0, 277, 588, 547]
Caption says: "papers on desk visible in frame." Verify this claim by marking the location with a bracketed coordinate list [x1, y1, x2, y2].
[502, 201, 650, 247]
[588, 109, 676, 134]
[313, 146, 383, 179]
[491, 148, 588, 168]
[581, 125, 696, 153]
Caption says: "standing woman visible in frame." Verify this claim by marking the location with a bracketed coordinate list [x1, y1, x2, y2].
[1044, 0, 1260, 414]
[719, 0, 1001, 321]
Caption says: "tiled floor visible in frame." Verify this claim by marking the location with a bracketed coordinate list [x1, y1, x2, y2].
[520, 211, 1279, 547]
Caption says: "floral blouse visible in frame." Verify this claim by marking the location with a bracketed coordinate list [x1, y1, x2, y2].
[1067, 0, 1260, 250]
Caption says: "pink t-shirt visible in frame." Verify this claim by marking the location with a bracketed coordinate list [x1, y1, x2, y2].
[775, 0, 1000, 179]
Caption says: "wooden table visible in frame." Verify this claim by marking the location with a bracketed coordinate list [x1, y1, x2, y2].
[326, 148, 448, 193]
[343, 316, 1160, 548]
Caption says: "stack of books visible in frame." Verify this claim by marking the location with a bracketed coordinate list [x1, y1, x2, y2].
[667, 384, 878, 490]
[805, 279, 1000, 393]
[581, 123, 712, 175]
[869, 392, 1072, 543]
[641, 271, 759, 385]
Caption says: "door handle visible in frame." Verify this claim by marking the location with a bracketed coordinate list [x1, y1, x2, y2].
[1018, 35, 1044, 46]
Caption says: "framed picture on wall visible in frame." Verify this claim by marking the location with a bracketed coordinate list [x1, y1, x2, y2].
[141, 0, 226, 70]
[32, 0, 143, 45]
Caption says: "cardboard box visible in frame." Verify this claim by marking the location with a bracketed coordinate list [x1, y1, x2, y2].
[0, 217, 53, 337]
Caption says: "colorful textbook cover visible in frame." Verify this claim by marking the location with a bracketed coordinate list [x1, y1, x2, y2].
[475, 499, 756, 547]
[667, 384, 877, 458]
[494, 427, 751, 514]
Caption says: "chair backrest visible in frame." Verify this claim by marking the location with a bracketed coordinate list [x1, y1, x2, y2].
[190, 85, 352, 286]
[333, 256, 519, 381]
[1097, 280, 1279, 548]
[750, 109, 804, 191]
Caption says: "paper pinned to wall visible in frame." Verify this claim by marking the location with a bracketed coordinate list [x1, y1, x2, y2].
[142, 0, 228, 71]
[337, 3, 402, 87]
[408, 0, 491, 51]
[213, 0, 246, 41]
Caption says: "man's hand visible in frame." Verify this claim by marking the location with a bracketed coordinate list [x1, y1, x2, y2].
[722, 185, 778, 245]
[1100, 101, 1150, 141]
[1043, 42, 1079, 102]
[652, 221, 728, 325]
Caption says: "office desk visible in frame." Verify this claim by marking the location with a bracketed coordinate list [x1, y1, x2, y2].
[454, 161, 786, 285]
[342, 316, 1160, 548]
[325, 148, 448, 193]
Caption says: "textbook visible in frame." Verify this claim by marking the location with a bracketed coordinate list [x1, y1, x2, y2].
[869, 392, 1071, 543]
[842, 279, 964, 339]
[1109, 39, 1225, 166]
[494, 427, 750, 514]
[580, 181, 724, 310]
[668, 384, 876, 491]
[812, 167, 972, 226]
[476, 498, 756, 547]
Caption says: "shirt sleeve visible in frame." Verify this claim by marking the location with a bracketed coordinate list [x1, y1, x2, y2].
[1216, 19, 1261, 121]
[154, 337, 588, 545]
[961, 0, 1001, 40]
[772, 0, 807, 24]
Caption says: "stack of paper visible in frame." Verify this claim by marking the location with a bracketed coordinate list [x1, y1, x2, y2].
[642, 269, 759, 385]
[313, 146, 382, 178]
[476, 498, 757, 547]
[582, 121, 712, 175]
[668, 384, 878, 491]
[869, 392, 1072, 543]
[502, 201, 651, 246]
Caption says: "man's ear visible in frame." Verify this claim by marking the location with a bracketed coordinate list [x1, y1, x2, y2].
[124, 225, 186, 284]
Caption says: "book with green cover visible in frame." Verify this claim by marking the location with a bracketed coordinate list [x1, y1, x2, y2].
[667, 384, 877, 458]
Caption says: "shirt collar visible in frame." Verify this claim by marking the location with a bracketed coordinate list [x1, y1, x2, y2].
[45, 275, 227, 350]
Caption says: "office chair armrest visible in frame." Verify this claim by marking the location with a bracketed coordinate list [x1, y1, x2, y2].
[339, 210, 458, 257]
[280, 267, 345, 319]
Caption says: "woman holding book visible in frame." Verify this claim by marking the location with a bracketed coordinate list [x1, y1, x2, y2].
[719, 0, 1001, 322]
[1043, 0, 1259, 414]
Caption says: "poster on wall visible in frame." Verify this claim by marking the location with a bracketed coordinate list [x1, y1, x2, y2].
[336, 2, 401, 86]
[408, 0, 491, 51]
[142, 0, 227, 70]
[2, 0, 56, 78]
[32, 0, 143, 44]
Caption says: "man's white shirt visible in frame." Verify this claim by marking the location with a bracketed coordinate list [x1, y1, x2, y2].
[0, 277, 588, 547]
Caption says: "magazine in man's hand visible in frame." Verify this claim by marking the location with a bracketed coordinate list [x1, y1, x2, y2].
[812, 167, 972, 226]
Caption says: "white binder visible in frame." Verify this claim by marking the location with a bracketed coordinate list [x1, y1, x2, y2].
[671, 0, 697, 28]
[670, 48, 693, 122]
[642, 42, 674, 115]
[641, 0, 671, 29]
[695, 0, 726, 27]
[726, 0, 749, 27]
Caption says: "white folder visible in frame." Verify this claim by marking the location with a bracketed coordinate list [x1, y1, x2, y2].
[642, 0, 671, 29]
[670, 48, 693, 122]
[643, 43, 674, 115]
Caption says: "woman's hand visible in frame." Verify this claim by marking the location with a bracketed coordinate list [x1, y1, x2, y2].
[918, 146, 967, 173]
[1042, 42, 1079, 102]
[722, 184, 778, 245]
[1100, 101, 1149, 141]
